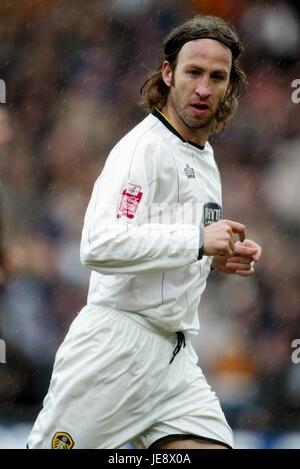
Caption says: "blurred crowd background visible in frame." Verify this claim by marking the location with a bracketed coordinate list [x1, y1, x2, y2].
[0, 0, 300, 448]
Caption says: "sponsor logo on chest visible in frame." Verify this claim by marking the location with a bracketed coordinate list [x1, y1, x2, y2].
[203, 202, 223, 226]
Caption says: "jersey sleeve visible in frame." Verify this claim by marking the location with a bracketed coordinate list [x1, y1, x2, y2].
[80, 138, 201, 275]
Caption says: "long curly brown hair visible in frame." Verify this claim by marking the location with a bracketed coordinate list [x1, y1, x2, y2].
[140, 15, 247, 133]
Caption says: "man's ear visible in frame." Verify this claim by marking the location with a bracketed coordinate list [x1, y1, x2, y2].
[161, 61, 173, 88]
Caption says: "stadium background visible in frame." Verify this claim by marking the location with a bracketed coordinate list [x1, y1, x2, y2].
[0, 0, 300, 449]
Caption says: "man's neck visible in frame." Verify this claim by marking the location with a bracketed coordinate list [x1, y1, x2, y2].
[161, 104, 209, 147]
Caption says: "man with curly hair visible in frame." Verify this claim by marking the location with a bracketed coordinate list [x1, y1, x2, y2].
[28, 15, 261, 450]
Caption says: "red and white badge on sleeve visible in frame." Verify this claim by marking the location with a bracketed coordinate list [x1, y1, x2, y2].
[117, 183, 143, 219]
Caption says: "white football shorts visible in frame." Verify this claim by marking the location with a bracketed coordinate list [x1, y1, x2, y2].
[27, 304, 233, 449]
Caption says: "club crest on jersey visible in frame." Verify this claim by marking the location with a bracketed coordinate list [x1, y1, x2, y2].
[117, 183, 143, 219]
[203, 202, 223, 226]
[51, 431, 74, 449]
[184, 164, 195, 179]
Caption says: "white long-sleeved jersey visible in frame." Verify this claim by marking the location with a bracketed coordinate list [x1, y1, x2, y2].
[80, 110, 222, 335]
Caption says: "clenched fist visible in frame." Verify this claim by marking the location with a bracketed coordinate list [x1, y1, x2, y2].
[212, 239, 262, 276]
[203, 219, 255, 258]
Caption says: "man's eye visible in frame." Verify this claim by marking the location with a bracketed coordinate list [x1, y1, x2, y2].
[188, 70, 200, 76]
[212, 75, 224, 81]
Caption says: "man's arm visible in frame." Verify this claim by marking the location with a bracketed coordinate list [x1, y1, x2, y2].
[80, 142, 256, 276]
[80, 142, 201, 275]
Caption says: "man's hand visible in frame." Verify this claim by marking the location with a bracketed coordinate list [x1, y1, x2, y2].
[203, 219, 253, 257]
[212, 239, 262, 277]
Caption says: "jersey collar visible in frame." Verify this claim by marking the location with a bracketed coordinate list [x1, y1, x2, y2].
[152, 108, 205, 151]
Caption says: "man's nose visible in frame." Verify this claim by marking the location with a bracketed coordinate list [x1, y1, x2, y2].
[195, 80, 211, 99]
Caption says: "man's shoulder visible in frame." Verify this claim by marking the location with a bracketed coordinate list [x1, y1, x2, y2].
[112, 113, 168, 155]
[205, 140, 214, 155]
[115, 114, 162, 148]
